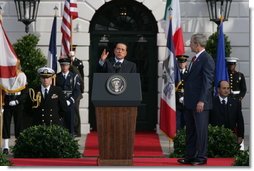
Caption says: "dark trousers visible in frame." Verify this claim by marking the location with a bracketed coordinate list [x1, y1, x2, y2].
[74, 95, 82, 136]
[176, 109, 186, 131]
[184, 109, 209, 160]
[3, 104, 24, 139]
[65, 104, 75, 136]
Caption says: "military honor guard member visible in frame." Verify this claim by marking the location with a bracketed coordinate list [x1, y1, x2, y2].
[175, 55, 189, 131]
[29, 67, 68, 127]
[2, 61, 28, 155]
[56, 58, 81, 136]
[226, 57, 247, 101]
[68, 46, 84, 137]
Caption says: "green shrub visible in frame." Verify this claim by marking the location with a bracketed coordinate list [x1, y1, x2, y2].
[208, 125, 240, 157]
[170, 128, 185, 158]
[13, 34, 47, 88]
[170, 125, 240, 158]
[206, 31, 231, 60]
[233, 149, 249, 166]
[12, 125, 81, 158]
[0, 152, 12, 166]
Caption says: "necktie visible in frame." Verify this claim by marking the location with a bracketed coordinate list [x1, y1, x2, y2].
[221, 99, 229, 126]
[222, 99, 226, 105]
[188, 56, 196, 71]
[44, 89, 48, 99]
[222, 99, 227, 112]
[114, 62, 122, 73]
[191, 56, 197, 62]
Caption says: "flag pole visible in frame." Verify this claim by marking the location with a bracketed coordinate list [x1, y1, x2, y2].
[53, 6, 58, 86]
[0, 89, 2, 148]
[70, 16, 73, 52]
[0, 7, 3, 148]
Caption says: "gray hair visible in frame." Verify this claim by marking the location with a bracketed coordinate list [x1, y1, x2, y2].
[191, 33, 207, 47]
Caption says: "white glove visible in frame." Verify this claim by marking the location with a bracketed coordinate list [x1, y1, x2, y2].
[9, 100, 17, 106]
[66, 100, 71, 106]
[179, 97, 184, 104]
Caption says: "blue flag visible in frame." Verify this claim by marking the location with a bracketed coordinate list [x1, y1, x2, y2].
[214, 21, 229, 95]
[48, 16, 57, 72]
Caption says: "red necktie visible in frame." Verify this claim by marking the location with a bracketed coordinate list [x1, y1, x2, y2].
[191, 56, 196, 63]
[188, 56, 196, 72]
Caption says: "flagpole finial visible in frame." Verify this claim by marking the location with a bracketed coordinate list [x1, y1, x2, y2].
[54, 6, 58, 16]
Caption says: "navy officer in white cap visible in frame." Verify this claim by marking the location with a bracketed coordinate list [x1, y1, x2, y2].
[226, 57, 247, 101]
[29, 67, 68, 127]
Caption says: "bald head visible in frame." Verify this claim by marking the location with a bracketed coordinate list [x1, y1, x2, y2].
[218, 80, 230, 97]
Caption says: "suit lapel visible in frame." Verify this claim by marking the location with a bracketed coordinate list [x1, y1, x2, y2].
[119, 60, 127, 73]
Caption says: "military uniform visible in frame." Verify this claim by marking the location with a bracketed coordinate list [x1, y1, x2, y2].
[56, 58, 81, 135]
[226, 57, 247, 101]
[228, 71, 246, 100]
[31, 86, 68, 126]
[69, 50, 84, 137]
[30, 67, 68, 127]
[175, 55, 189, 131]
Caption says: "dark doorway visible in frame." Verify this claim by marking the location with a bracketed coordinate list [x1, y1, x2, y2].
[89, 0, 158, 131]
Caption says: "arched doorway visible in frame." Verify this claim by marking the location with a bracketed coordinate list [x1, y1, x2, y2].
[89, 0, 158, 131]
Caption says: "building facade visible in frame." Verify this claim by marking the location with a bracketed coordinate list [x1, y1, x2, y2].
[0, 0, 250, 139]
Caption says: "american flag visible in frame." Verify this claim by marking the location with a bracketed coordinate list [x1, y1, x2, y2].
[61, 0, 78, 57]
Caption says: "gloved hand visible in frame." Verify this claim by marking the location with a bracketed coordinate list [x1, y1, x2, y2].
[9, 100, 18, 106]
[179, 97, 184, 104]
[66, 100, 71, 106]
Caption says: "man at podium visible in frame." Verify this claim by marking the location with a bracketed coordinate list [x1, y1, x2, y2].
[97, 42, 137, 73]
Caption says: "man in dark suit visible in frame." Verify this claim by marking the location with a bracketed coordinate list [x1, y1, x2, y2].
[29, 67, 68, 127]
[210, 80, 244, 145]
[97, 42, 137, 73]
[178, 33, 215, 165]
[175, 55, 189, 131]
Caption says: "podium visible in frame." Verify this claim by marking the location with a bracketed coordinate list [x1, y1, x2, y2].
[91, 73, 142, 166]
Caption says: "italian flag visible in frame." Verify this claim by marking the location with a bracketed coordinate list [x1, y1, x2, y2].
[160, 0, 185, 139]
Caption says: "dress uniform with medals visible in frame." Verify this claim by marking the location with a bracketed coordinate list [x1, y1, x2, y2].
[56, 58, 81, 136]
[29, 67, 68, 127]
[226, 57, 247, 101]
[175, 55, 189, 131]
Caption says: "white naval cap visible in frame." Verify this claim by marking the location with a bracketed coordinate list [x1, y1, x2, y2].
[226, 57, 239, 63]
[37, 67, 55, 77]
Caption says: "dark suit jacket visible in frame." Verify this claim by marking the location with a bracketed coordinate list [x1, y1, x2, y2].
[210, 96, 244, 138]
[30, 86, 68, 126]
[97, 57, 137, 73]
[184, 51, 215, 110]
